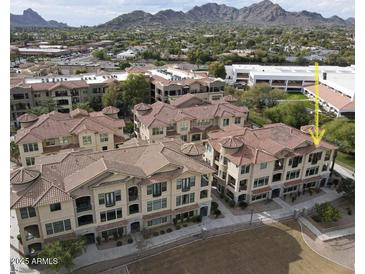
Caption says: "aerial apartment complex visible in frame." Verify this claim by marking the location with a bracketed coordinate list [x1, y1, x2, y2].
[10, 139, 214, 256]
[146, 67, 225, 103]
[14, 107, 127, 167]
[10, 71, 129, 129]
[133, 94, 249, 143]
[204, 123, 337, 204]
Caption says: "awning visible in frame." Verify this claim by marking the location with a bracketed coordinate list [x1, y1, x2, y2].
[252, 186, 272, 195]
[96, 219, 128, 232]
[143, 209, 172, 221]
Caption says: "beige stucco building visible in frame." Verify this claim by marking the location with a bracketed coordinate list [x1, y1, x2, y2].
[133, 94, 248, 143]
[14, 107, 127, 167]
[204, 123, 337, 204]
[10, 140, 214, 256]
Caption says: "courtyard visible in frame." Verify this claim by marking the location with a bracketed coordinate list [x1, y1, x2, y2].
[126, 220, 353, 274]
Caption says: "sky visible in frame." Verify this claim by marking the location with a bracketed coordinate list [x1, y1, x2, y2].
[10, 0, 355, 27]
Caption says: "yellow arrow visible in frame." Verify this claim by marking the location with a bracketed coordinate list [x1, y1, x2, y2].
[308, 62, 325, 146]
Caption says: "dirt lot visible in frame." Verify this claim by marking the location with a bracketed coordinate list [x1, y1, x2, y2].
[127, 220, 353, 274]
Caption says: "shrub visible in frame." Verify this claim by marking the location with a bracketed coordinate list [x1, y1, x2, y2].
[160, 230, 165, 235]
[195, 215, 202, 223]
[96, 236, 101, 245]
[314, 202, 342, 223]
[229, 200, 236, 208]
[315, 187, 321, 193]
[166, 228, 173, 233]
[173, 218, 177, 226]
[17, 234, 22, 244]
[239, 201, 248, 209]
[183, 223, 188, 227]
[116, 241, 122, 247]
[214, 209, 221, 218]
[153, 231, 159, 237]
[176, 225, 181, 230]
[211, 201, 219, 211]
[127, 238, 133, 244]
[309, 188, 313, 196]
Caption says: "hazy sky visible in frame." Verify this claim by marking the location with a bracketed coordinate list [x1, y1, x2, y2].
[10, 0, 355, 27]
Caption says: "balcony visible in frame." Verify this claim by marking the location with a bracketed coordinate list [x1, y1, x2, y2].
[76, 196, 92, 213]
[78, 214, 93, 226]
[24, 225, 40, 241]
[128, 186, 139, 202]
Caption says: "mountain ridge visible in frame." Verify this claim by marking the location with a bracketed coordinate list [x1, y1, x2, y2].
[99, 0, 354, 28]
[11, 8, 68, 28]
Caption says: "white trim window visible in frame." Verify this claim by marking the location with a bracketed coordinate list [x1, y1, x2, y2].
[45, 219, 71, 235]
[177, 177, 195, 192]
[251, 193, 268, 201]
[100, 133, 109, 142]
[286, 169, 300, 180]
[23, 143, 39, 152]
[152, 128, 164, 135]
[176, 193, 195, 206]
[241, 165, 250, 174]
[147, 198, 167, 212]
[253, 176, 269, 188]
[305, 166, 319, 177]
[82, 135, 92, 145]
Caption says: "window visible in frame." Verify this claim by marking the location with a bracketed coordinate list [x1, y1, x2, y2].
[191, 133, 201, 141]
[283, 185, 298, 193]
[45, 138, 57, 146]
[223, 118, 230, 126]
[180, 135, 187, 142]
[98, 190, 121, 206]
[234, 117, 241, 124]
[152, 128, 163, 135]
[100, 133, 109, 142]
[322, 164, 328, 171]
[176, 177, 195, 192]
[147, 216, 168, 227]
[286, 170, 300, 180]
[239, 179, 247, 191]
[324, 150, 331, 161]
[200, 190, 208, 199]
[288, 156, 302, 168]
[25, 157, 35, 166]
[147, 198, 167, 212]
[23, 143, 39, 153]
[272, 173, 282, 182]
[176, 193, 195, 206]
[308, 152, 322, 165]
[82, 136, 92, 145]
[50, 203, 61, 212]
[100, 208, 123, 222]
[201, 175, 209, 187]
[274, 159, 284, 171]
[60, 137, 69, 145]
[20, 207, 36, 219]
[305, 166, 319, 176]
[252, 193, 267, 201]
[147, 182, 167, 197]
[253, 176, 269, 188]
[180, 121, 188, 131]
[240, 165, 250, 174]
[45, 219, 71, 235]
[260, 162, 267, 169]
[303, 181, 316, 189]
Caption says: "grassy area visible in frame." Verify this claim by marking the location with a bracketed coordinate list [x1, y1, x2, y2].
[336, 151, 355, 171]
[284, 92, 308, 100]
[128, 220, 352, 274]
[248, 111, 271, 126]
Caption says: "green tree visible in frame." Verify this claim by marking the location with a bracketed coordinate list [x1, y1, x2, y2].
[92, 49, 108, 60]
[28, 106, 49, 116]
[240, 84, 285, 110]
[102, 81, 123, 108]
[118, 61, 131, 70]
[322, 118, 355, 154]
[10, 141, 20, 166]
[38, 238, 86, 273]
[264, 102, 311, 128]
[208, 61, 226, 78]
[72, 102, 93, 112]
[123, 121, 134, 136]
[336, 177, 355, 204]
[314, 202, 341, 223]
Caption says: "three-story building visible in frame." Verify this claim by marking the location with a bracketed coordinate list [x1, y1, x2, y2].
[204, 123, 337, 203]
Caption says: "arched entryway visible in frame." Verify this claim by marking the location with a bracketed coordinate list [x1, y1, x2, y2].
[83, 233, 95, 244]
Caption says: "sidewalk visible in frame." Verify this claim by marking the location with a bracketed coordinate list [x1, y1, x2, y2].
[73, 188, 342, 271]
[298, 216, 355, 241]
[11, 188, 343, 273]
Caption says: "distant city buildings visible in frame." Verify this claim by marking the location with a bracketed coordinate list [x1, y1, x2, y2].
[133, 94, 248, 143]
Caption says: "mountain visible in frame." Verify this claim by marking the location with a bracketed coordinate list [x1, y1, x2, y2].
[346, 17, 355, 25]
[11, 8, 68, 28]
[99, 0, 354, 28]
